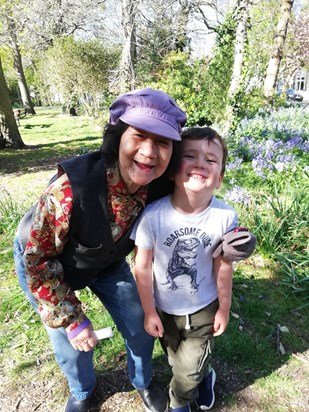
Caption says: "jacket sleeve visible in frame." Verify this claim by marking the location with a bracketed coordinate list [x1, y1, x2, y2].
[24, 174, 88, 331]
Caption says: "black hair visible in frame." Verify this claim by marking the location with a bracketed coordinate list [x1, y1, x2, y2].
[180, 127, 228, 174]
[100, 121, 130, 167]
[100, 120, 181, 177]
[165, 139, 181, 179]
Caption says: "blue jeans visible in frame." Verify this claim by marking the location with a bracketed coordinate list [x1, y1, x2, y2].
[13, 235, 154, 401]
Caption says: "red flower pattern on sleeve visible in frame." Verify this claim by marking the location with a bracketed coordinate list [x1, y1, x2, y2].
[24, 174, 87, 332]
[24, 167, 148, 334]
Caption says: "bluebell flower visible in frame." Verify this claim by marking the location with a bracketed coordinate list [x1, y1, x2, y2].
[223, 186, 251, 205]
[226, 157, 243, 171]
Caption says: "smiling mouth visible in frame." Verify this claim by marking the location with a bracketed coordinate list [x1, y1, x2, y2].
[190, 173, 206, 179]
[135, 161, 154, 171]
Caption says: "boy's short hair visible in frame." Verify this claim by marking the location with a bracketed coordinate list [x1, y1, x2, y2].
[180, 127, 228, 174]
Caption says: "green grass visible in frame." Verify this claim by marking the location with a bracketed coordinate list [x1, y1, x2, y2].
[0, 106, 103, 208]
[1, 108, 309, 411]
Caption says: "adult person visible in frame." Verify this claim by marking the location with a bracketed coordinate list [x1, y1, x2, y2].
[13, 88, 187, 412]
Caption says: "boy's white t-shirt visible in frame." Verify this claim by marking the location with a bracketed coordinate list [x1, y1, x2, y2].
[131, 195, 238, 316]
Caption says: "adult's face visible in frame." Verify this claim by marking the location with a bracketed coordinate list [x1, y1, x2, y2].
[118, 126, 173, 194]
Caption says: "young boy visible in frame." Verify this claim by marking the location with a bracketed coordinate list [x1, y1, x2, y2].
[131, 127, 240, 411]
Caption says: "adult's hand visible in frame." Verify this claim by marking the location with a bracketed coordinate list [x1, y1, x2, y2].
[70, 324, 98, 352]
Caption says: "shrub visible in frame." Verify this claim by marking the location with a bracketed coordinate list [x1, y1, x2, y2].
[38, 37, 120, 117]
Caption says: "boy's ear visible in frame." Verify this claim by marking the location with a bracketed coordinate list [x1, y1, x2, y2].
[216, 173, 224, 189]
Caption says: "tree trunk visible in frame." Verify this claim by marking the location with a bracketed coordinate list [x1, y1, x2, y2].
[0, 58, 26, 149]
[7, 18, 36, 115]
[223, 0, 252, 136]
[175, 0, 191, 51]
[228, 3, 250, 98]
[263, 0, 294, 104]
[119, 0, 138, 93]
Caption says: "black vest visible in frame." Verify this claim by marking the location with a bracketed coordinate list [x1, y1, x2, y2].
[18, 151, 173, 290]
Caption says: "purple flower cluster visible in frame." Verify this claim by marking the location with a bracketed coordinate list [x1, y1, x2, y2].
[233, 133, 308, 179]
[226, 157, 243, 171]
[223, 186, 250, 205]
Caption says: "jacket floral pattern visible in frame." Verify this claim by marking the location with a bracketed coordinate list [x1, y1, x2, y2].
[24, 170, 147, 334]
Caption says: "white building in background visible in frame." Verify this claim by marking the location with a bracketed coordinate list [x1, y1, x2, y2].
[292, 68, 309, 91]
[292, 68, 309, 101]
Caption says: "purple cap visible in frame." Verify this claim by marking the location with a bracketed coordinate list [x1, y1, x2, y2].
[109, 88, 187, 141]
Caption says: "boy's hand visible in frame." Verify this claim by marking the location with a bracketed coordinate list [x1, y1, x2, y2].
[144, 312, 164, 338]
[213, 307, 230, 336]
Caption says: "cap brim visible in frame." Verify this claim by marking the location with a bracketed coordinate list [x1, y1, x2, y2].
[119, 113, 181, 141]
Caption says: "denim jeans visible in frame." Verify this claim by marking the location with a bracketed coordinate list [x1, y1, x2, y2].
[13, 235, 154, 401]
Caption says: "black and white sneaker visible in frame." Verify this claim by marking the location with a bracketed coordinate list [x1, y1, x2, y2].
[195, 368, 216, 410]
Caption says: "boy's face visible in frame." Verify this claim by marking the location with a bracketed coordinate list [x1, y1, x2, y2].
[174, 138, 224, 194]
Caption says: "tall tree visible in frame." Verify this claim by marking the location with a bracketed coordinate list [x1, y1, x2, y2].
[136, 0, 188, 82]
[1, 0, 108, 109]
[119, 0, 138, 92]
[1, 1, 36, 114]
[0, 57, 25, 149]
[283, 5, 309, 90]
[263, 0, 294, 103]
[223, 0, 253, 135]
[175, 0, 191, 51]
[40, 38, 119, 116]
[23, 0, 108, 48]
[7, 17, 36, 114]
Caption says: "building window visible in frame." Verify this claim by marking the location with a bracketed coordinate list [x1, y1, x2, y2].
[296, 76, 305, 91]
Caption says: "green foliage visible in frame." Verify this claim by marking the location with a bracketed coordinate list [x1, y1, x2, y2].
[0, 190, 25, 238]
[226, 105, 309, 192]
[137, 14, 175, 82]
[1, 108, 309, 410]
[278, 251, 309, 310]
[220, 105, 309, 314]
[246, 0, 280, 89]
[148, 51, 211, 126]
[148, 15, 236, 126]
[38, 37, 120, 116]
[204, 13, 236, 121]
[0, 46, 20, 106]
[232, 190, 308, 257]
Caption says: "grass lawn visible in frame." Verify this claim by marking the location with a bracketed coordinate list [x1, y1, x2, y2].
[0, 107, 103, 208]
[0, 108, 308, 412]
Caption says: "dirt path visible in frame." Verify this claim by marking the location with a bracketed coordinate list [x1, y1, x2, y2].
[1, 350, 309, 412]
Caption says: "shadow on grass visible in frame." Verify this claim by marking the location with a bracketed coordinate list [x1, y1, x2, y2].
[23, 124, 53, 129]
[14, 360, 39, 372]
[30, 134, 102, 149]
[0, 135, 102, 175]
[2, 258, 308, 411]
